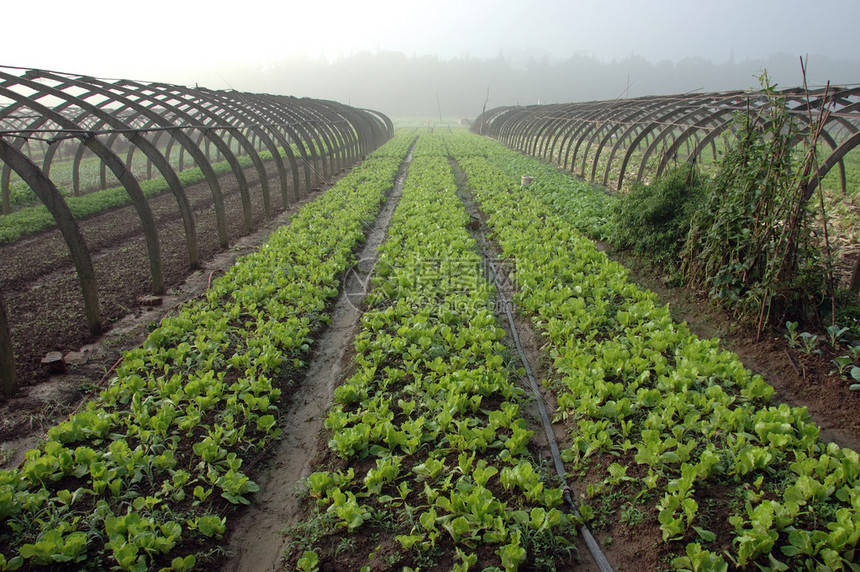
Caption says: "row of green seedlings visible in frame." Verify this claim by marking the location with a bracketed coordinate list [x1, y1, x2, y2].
[0, 139, 322, 244]
[287, 140, 580, 572]
[487, 131, 860, 383]
[459, 134, 617, 241]
[0, 132, 415, 571]
[451, 132, 860, 571]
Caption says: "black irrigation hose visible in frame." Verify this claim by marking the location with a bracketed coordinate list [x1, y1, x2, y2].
[479, 229, 615, 572]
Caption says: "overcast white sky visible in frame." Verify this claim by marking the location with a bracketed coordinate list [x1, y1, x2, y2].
[4, 0, 858, 87]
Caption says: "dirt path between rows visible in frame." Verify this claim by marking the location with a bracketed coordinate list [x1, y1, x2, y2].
[219, 150, 413, 572]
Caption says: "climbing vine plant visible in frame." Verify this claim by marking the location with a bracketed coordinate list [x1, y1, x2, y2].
[682, 72, 834, 335]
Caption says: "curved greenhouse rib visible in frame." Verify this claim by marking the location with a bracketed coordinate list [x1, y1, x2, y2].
[0, 139, 101, 335]
[58, 73, 234, 245]
[0, 78, 165, 293]
[0, 65, 392, 395]
[0, 70, 202, 267]
[474, 86, 860, 192]
[0, 294, 15, 396]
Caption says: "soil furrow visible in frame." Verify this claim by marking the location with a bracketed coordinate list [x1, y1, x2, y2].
[219, 149, 414, 572]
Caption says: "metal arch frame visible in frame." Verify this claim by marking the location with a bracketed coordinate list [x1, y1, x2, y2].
[560, 104, 609, 172]
[661, 97, 791, 180]
[544, 105, 584, 164]
[0, 115, 35, 213]
[0, 84, 165, 294]
[528, 110, 560, 159]
[0, 294, 14, 396]
[0, 70, 202, 267]
[302, 100, 347, 179]
[286, 100, 332, 183]
[630, 96, 732, 186]
[303, 101, 348, 175]
[0, 80, 93, 200]
[195, 87, 292, 209]
[124, 79, 271, 224]
[591, 96, 679, 185]
[0, 66, 394, 391]
[361, 108, 395, 145]
[475, 88, 860, 195]
[657, 89, 855, 186]
[532, 106, 566, 160]
[343, 105, 386, 158]
[516, 109, 544, 153]
[236, 92, 308, 200]
[37, 70, 231, 248]
[529, 108, 569, 158]
[475, 106, 514, 139]
[634, 95, 742, 184]
[343, 108, 375, 158]
[615, 92, 744, 186]
[259, 94, 321, 188]
[614, 98, 721, 189]
[257, 94, 326, 189]
[499, 108, 531, 150]
[0, 65, 392, 395]
[531, 104, 589, 170]
[316, 101, 355, 171]
[222, 92, 308, 202]
[0, 139, 101, 335]
[509, 108, 541, 152]
[543, 104, 592, 163]
[75, 75, 248, 240]
[332, 101, 373, 160]
[578, 99, 650, 179]
[808, 131, 860, 196]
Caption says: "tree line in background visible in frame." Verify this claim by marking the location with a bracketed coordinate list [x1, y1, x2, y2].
[196, 50, 860, 118]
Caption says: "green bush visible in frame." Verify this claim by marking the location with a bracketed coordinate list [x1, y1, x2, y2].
[611, 164, 706, 265]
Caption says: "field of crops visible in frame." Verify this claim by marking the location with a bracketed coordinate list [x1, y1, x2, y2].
[0, 130, 859, 571]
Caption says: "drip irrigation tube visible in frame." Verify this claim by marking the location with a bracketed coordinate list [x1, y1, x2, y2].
[480, 229, 614, 572]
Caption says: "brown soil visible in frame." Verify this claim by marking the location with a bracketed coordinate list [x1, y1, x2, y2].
[0, 159, 334, 467]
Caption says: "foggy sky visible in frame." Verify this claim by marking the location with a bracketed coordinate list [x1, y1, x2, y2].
[3, 0, 859, 117]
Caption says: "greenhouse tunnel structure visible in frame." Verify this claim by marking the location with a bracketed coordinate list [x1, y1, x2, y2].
[0, 65, 393, 395]
[474, 84, 860, 291]
[474, 86, 860, 193]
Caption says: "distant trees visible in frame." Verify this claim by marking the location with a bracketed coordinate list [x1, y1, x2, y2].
[239, 51, 860, 117]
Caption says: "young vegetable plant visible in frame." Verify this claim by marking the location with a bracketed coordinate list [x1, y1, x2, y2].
[0, 133, 417, 569]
